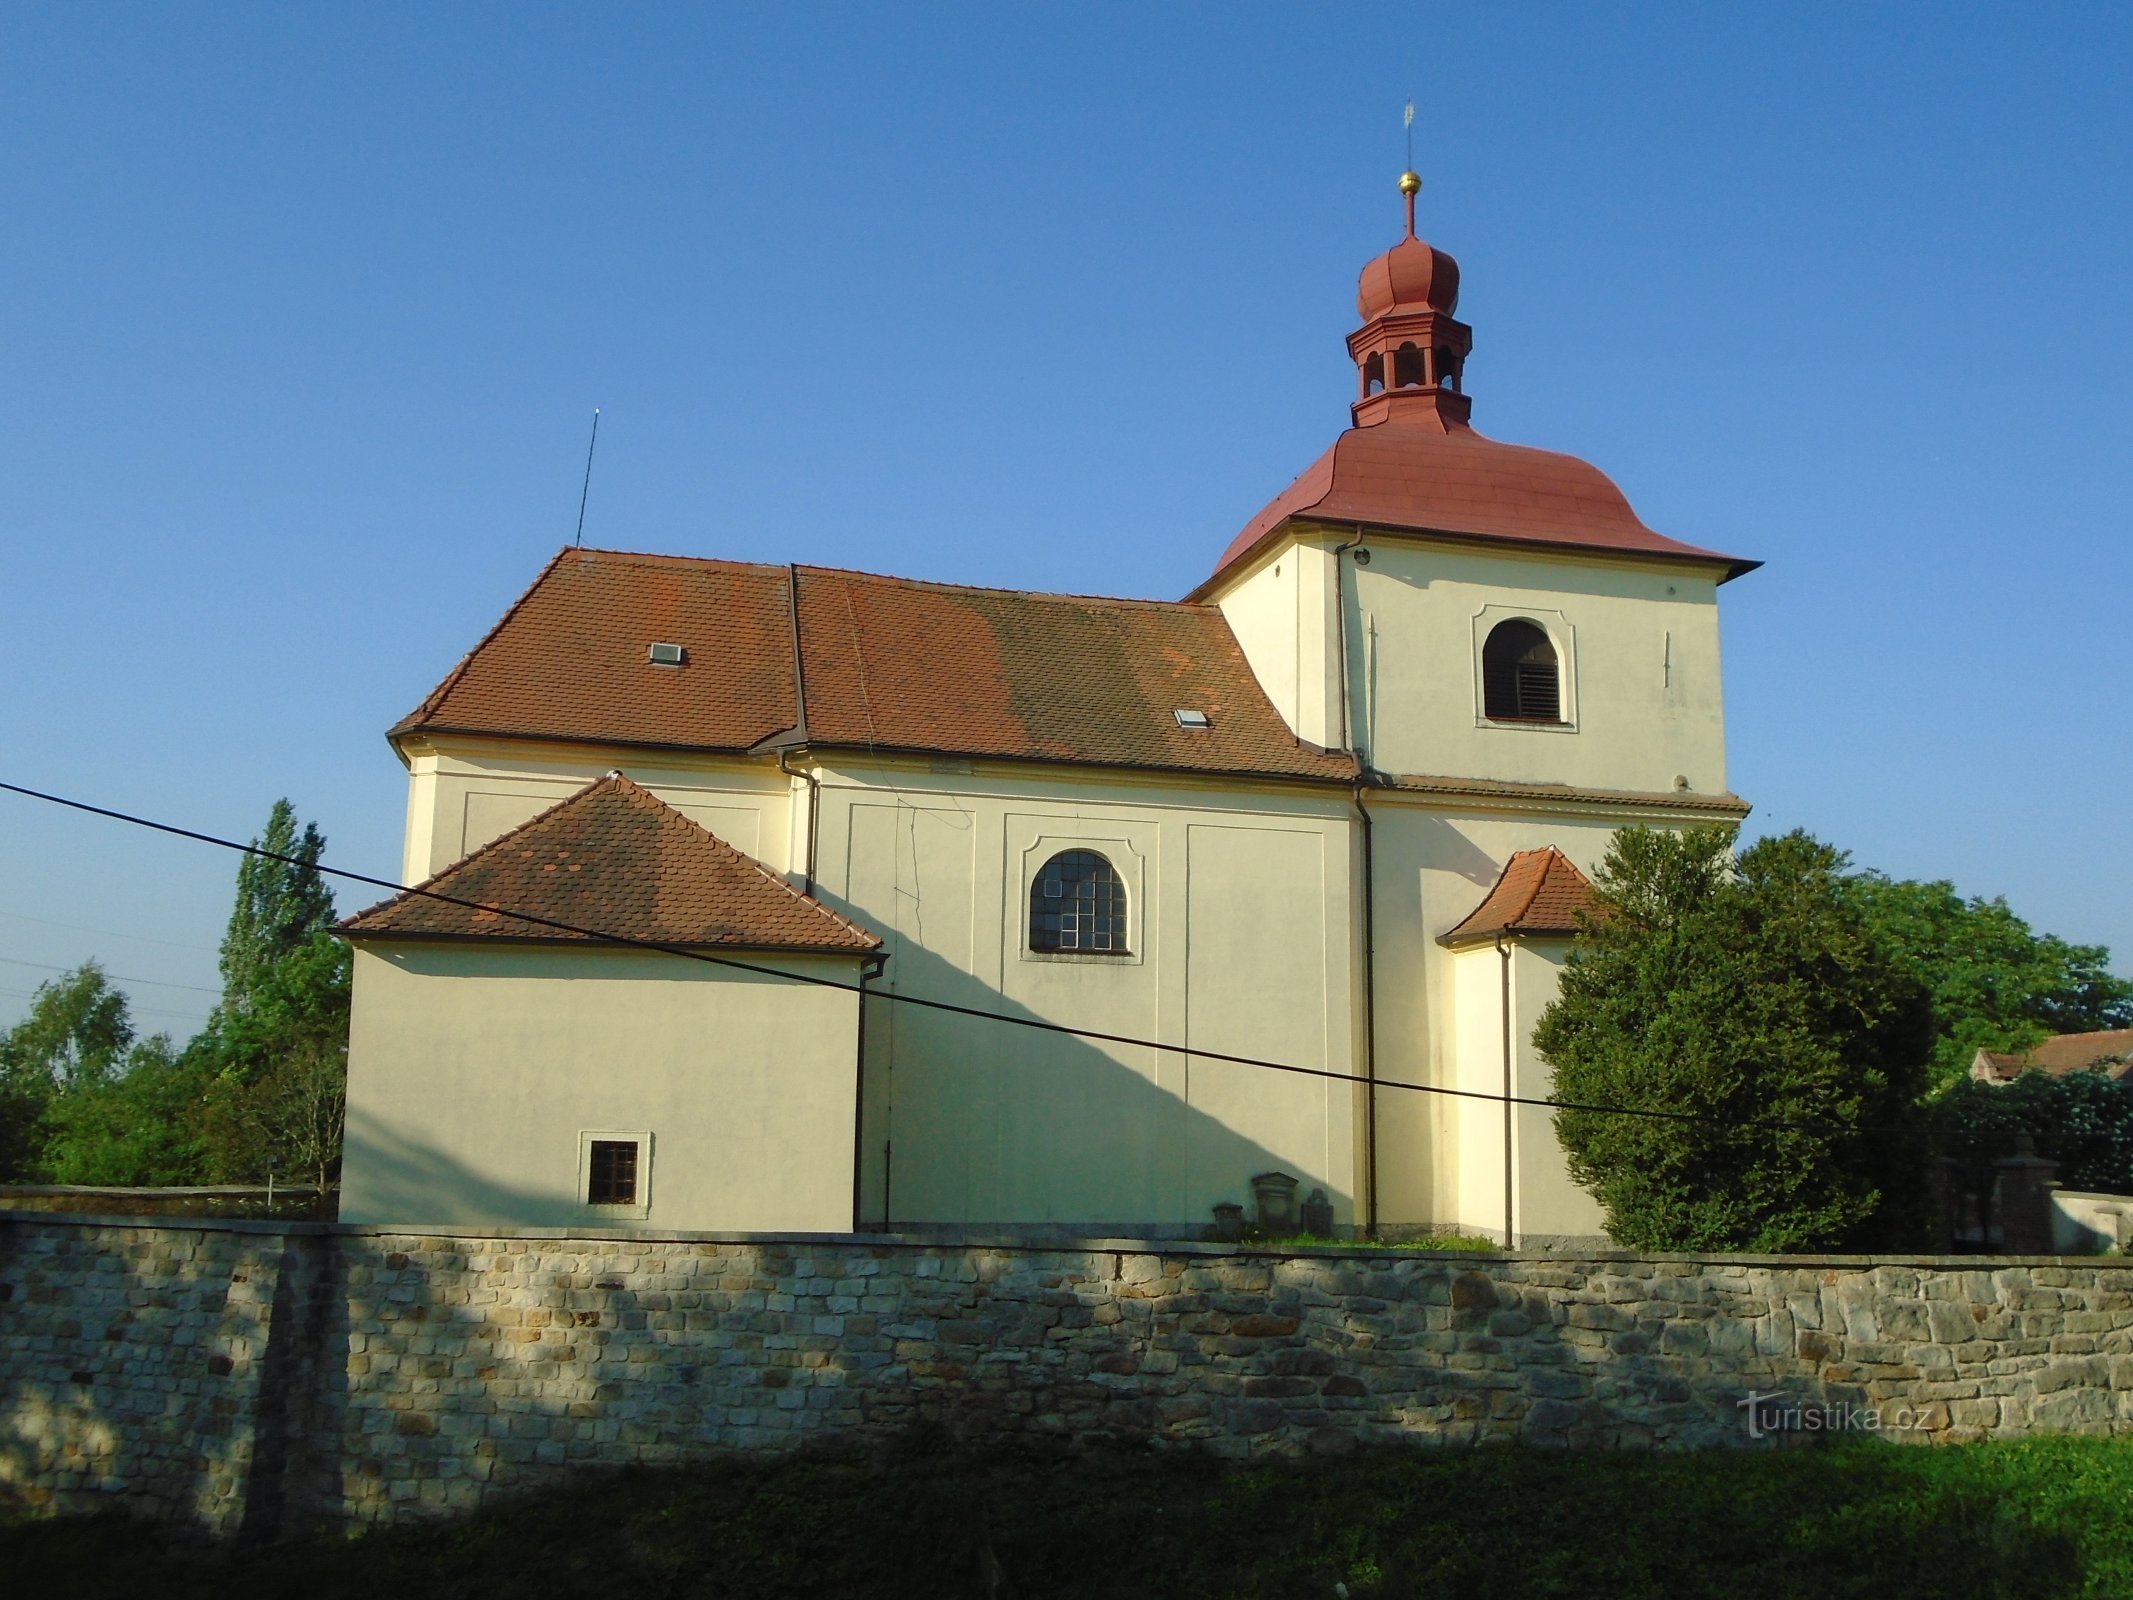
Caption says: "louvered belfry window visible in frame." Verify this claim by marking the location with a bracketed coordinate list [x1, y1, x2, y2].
[1029, 849, 1128, 954]
[1482, 620, 1562, 722]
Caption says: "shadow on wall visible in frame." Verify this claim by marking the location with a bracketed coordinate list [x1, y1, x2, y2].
[0, 1215, 297, 1537]
[341, 1109, 589, 1232]
[1400, 811, 1508, 890]
[851, 934, 1339, 1233]
[13, 1203, 2133, 1540]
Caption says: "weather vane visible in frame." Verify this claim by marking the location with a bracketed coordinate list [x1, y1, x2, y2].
[1400, 101, 1421, 233]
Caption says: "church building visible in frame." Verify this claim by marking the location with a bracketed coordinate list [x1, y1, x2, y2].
[336, 172, 1756, 1244]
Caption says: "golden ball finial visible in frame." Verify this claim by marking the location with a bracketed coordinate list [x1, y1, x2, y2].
[1398, 170, 1422, 196]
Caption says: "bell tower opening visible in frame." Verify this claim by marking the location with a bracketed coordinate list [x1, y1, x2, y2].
[1346, 168, 1474, 430]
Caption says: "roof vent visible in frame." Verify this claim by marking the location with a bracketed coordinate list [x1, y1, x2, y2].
[648, 642, 686, 666]
[1173, 709, 1211, 730]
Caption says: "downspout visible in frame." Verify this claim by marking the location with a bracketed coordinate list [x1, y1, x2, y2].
[1353, 780, 1379, 1239]
[779, 563, 819, 898]
[1332, 526, 1379, 1238]
[851, 950, 886, 1232]
[1496, 931, 1514, 1250]
[778, 750, 820, 900]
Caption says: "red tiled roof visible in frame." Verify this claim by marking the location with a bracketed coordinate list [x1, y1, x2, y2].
[337, 774, 879, 953]
[395, 551, 796, 754]
[1194, 414, 1758, 597]
[1437, 847, 1601, 947]
[1972, 1029, 2133, 1085]
[393, 549, 1356, 785]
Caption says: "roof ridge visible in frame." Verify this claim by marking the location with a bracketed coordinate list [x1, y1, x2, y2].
[398, 547, 573, 732]
[719, 821, 881, 944]
[1506, 846, 1557, 926]
[795, 562, 1213, 613]
[338, 771, 653, 928]
[607, 772, 876, 940]
[569, 546, 786, 575]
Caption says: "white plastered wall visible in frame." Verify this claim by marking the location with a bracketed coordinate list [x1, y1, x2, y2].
[1363, 793, 1725, 1239]
[395, 736, 797, 886]
[1438, 938, 1604, 1246]
[340, 944, 862, 1232]
[1206, 524, 1731, 798]
[807, 757, 1365, 1233]
[1212, 539, 1344, 752]
[391, 735, 1369, 1235]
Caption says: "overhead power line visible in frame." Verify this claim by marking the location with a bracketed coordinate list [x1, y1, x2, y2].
[0, 777, 2070, 1147]
[0, 983, 209, 1025]
[0, 954, 221, 994]
[0, 907, 216, 954]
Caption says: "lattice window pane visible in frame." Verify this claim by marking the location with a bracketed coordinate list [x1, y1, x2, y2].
[1029, 849, 1129, 955]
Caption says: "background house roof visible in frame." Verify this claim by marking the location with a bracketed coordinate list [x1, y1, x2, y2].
[338, 773, 880, 953]
[1438, 846, 1601, 947]
[1971, 1028, 2133, 1085]
[394, 548, 1356, 785]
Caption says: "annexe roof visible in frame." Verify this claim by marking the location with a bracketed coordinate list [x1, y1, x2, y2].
[393, 548, 1356, 785]
[1437, 846, 1601, 948]
[337, 773, 880, 954]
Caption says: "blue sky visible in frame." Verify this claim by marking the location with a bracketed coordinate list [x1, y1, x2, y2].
[3, 5, 2128, 1041]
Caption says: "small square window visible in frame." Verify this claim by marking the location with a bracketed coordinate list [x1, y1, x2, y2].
[579, 1130, 652, 1217]
[587, 1139, 639, 1206]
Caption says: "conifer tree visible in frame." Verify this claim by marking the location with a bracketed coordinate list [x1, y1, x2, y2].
[216, 798, 335, 1016]
[192, 799, 350, 1186]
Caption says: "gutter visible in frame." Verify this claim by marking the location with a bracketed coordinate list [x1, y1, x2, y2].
[777, 563, 821, 898]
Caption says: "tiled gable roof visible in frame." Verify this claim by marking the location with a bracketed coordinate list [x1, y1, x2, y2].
[393, 549, 1354, 785]
[1437, 846, 1601, 947]
[337, 774, 879, 954]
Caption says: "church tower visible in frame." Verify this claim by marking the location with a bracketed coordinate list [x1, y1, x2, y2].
[1193, 167, 1755, 799]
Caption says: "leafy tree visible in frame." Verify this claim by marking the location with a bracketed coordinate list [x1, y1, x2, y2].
[217, 798, 335, 1016]
[1930, 1070, 2133, 1196]
[38, 1034, 214, 1186]
[0, 963, 212, 1184]
[1536, 825, 1936, 1252]
[196, 930, 351, 1186]
[1847, 874, 2133, 1088]
[1, 961, 135, 1091]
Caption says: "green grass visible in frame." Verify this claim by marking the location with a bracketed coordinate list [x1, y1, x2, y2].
[8, 1433, 2133, 1598]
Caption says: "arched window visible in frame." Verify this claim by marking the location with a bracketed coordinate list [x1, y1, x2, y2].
[1393, 342, 1425, 389]
[1029, 849, 1128, 954]
[1482, 620, 1561, 722]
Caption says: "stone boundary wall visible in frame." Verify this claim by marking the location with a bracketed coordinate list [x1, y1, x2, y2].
[6, 1214, 2133, 1537]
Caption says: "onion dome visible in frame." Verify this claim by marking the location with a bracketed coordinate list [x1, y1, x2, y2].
[1358, 173, 1460, 317]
